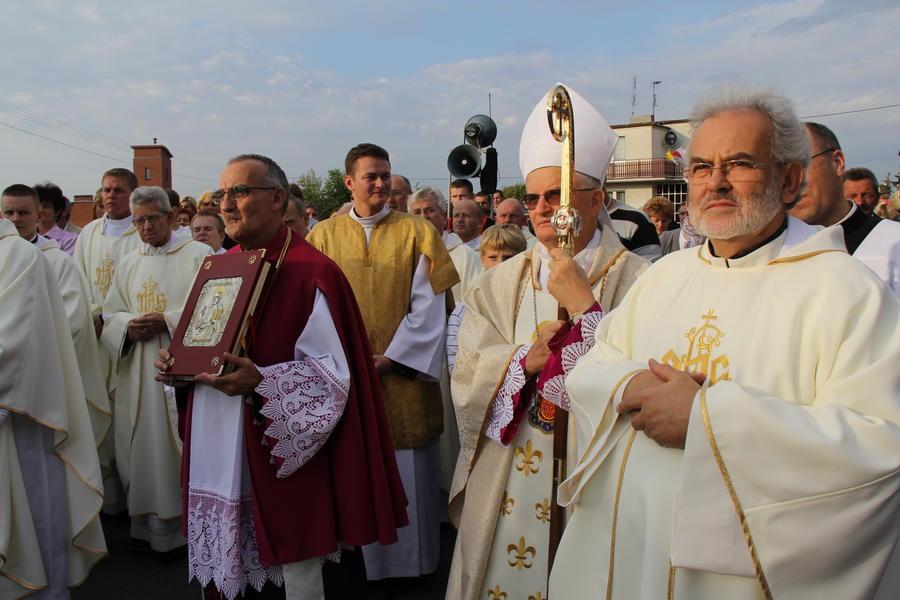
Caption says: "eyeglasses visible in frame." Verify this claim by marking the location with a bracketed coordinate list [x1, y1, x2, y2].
[209, 185, 276, 201]
[523, 187, 596, 209]
[683, 159, 769, 182]
[133, 212, 167, 228]
[809, 148, 838, 161]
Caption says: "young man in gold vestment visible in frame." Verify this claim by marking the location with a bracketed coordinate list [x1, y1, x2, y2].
[307, 143, 459, 581]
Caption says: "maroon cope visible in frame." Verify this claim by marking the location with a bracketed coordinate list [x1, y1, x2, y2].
[177, 224, 408, 565]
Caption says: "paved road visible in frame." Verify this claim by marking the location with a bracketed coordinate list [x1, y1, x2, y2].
[73, 513, 455, 599]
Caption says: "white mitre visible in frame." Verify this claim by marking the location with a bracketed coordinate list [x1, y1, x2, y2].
[518, 83, 618, 181]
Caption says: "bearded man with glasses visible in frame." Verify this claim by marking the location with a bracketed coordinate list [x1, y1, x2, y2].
[539, 86, 900, 599]
[788, 122, 899, 294]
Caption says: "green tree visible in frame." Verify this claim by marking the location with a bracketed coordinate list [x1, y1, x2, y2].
[295, 169, 323, 213]
[500, 182, 526, 200]
[320, 168, 351, 216]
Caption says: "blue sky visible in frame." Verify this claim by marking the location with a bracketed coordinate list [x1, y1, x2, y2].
[1, 0, 898, 196]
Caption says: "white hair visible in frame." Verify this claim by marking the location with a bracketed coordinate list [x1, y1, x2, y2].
[690, 85, 809, 168]
[129, 186, 172, 213]
[689, 85, 809, 203]
[410, 187, 447, 215]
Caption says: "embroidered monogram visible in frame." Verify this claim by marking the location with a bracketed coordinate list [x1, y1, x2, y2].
[136, 274, 167, 313]
[94, 256, 115, 299]
[661, 309, 731, 384]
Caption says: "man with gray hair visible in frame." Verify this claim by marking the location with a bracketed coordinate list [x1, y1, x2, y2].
[101, 185, 211, 555]
[409, 186, 483, 303]
[541, 86, 900, 598]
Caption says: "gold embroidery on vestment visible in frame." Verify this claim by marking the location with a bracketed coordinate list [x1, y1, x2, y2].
[534, 498, 550, 523]
[514, 439, 543, 477]
[507, 536, 536, 570]
[136, 274, 167, 312]
[661, 309, 731, 384]
[528, 593, 545, 600]
[487, 585, 508, 599]
[94, 257, 115, 298]
[499, 491, 514, 516]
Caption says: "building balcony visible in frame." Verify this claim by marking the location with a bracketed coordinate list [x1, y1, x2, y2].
[607, 158, 684, 181]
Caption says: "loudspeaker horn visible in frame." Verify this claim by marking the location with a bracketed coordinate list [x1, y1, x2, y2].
[447, 144, 482, 178]
[464, 114, 498, 149]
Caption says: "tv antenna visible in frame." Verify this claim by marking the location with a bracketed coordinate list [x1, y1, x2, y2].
[651, 81, 662, 121]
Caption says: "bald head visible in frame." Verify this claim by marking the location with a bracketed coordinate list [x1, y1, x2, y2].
[495, 198, 527, 228]
[452, 198, 481, 242]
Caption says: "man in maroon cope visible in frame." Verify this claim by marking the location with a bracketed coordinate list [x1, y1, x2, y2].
[157, 154, 407, 600]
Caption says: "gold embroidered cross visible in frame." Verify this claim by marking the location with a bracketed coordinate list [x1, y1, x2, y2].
[514, 439, 543, 477]
[507, 536, 536, 570]
[534, 498, 551, 523]
[499, 491, 514, 516]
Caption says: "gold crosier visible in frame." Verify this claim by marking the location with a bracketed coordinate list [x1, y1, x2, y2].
[545, 84, 582, 578]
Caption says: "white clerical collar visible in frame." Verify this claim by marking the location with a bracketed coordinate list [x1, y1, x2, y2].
[103, 214, 134, 237]
[350, 204, 391, 243]
[141, 235, 188, 256]
[463, 235, 481, 251]
[443, 231, 463, 251]
[836, 201, 857, 225]
[535, 228, 602, 288]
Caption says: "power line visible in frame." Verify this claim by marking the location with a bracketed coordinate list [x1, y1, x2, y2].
[0, 119, 219, 184]
[800, 102, 900, 119]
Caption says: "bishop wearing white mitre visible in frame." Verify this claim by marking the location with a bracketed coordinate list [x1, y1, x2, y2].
[447, 86, 647, 600]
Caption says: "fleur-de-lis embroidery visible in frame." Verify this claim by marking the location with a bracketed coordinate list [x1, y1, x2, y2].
[514, 439, 543, 477]
[499, 491, 515, 516]
[534, 498, 551, 523]
[507, 536, 536, 570]
[528, 593, 545, 600]
[487, 585, 508, 600]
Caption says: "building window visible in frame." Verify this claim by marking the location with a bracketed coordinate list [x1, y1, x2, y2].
[655, 183, 687, 220]
[144, 167, 151, 180]
[613, 136, 626, 162]
[608, 190, 626, 204]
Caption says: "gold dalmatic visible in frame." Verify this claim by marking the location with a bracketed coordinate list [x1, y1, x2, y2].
[136, 274, 168, 313]
[94, 256, 115, 299]
[661, 309, 731, 384]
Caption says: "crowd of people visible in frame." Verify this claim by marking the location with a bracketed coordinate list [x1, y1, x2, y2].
[1, 82, 899, 600]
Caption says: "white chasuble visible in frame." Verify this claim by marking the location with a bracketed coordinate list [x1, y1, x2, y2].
[0, 221, 106, 598]
[100, 238, 211, 551]
[550, 218, 900, 600]
[479, 283, 559, 600]
[73, 214, 141, 512]
[36, 235, 111, 453]
[446, 224, 648, 600]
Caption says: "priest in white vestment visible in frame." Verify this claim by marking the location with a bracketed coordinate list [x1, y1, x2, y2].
[0, 219, 106, 598]
[101, 186, 211, 552]
[73, 167, 142, 513]
[446, 85, 648, 600]
[545, 87, 900, 599]
[2, 184, 111, 454]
